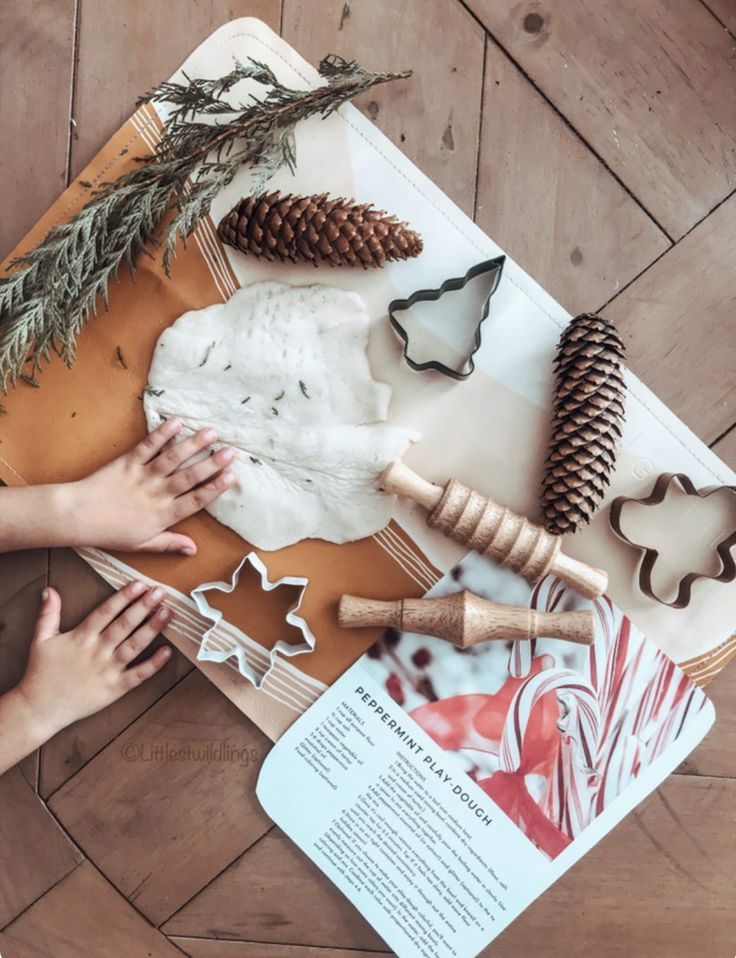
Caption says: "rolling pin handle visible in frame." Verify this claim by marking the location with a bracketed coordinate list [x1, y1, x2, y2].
[380, 461, 444, 512]
[550, 551, 608, 601]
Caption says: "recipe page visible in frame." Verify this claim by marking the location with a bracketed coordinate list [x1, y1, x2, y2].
[258, 557, 715, 958]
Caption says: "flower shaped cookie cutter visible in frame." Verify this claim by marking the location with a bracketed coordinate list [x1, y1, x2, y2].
[192, 552, 315, 688]
[609, 472, 736, 609]
[387, 255, 506, 381]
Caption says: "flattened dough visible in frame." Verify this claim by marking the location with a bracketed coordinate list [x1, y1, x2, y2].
[144, 282, 415, 550]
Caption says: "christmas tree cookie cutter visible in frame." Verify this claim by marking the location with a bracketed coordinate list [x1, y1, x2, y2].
[191, 552, 315, 689]
[609, 472, 736, 609]
[387, 255, 506, 381]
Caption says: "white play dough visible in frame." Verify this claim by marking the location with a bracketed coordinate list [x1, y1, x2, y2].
[144, 282, 415, 550]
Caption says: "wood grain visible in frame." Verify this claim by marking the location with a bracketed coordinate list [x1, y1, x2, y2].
[172, 940, 391, 958]
[467, 0, 736, 238]
[163, 829, 386, 951]
[282, 0, 485, 216]
[338, 592, 595, 647]
[0, 861, 183, 956]
[70, 0, 283, 178]
[0, 766, 81, 929]
[680, 664, 736, 778]
[475, 40, 670, 314]
[48, 670, 272, 925]
[0, 1, 77, 257]
[603, 193, 736, 444]
[40, 548, 192, 798]
[713, 424, 736, 471]
[480, 775, 736, 957]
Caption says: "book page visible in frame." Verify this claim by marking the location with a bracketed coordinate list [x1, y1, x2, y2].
[257, 555, 714, 958]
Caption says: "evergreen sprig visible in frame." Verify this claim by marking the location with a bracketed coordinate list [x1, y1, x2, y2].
[0, 55, 410, 397]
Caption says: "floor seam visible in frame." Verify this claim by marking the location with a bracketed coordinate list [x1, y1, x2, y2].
[41, 663, 194, 801]
[697, 0, 736, 40]
[64, 0, 82, 186]
[597, 186, 736, 314]
[472, 35, 489, 222]
[0, 859, 83, 934]
[159, 824, 277, 931]
[456, 0, 675, 244]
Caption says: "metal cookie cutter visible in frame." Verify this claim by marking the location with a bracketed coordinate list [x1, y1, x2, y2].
[609, 472, 736, 609]
[192, 552, 315, 688]
[387, 255, 506, 381]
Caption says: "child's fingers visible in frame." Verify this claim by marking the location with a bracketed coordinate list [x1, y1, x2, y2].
[148, 428, 218, 477]
[130, 419, 181, 464]
[114, 606, 171, 666]
[167, 446, 235, 496]
[83, 580, 147, 633]
[174, 470, 236, 520]
[136, 531, 197, 555]
[120, 646, 172, 691]
[33, 587, 63, 643]
[101, 587, 164, 647]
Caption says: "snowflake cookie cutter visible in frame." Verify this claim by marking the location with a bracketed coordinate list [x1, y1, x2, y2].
[192, 552, 315, 689]
[387, 255, 506, 381]
[609, 472, 736, 609]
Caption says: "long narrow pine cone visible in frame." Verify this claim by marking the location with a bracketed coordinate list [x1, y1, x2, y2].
[218, 191, 423, 268]
[541, 313, 626, 536]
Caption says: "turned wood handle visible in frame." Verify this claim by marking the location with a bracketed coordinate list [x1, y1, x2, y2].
[380, 461, 608, 599]
[339, 592, 595, 648]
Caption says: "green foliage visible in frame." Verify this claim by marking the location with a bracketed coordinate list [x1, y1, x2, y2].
[0, 55, 410, 398]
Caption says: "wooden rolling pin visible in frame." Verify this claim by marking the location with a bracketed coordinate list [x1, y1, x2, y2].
[339, 592, 595, 648]
[381, 461, 608, 599]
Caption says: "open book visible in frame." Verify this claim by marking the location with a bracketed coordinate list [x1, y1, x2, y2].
[257, 552, 714, 958]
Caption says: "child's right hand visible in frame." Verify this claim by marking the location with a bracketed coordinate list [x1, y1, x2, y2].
[15, 580, 173, 743]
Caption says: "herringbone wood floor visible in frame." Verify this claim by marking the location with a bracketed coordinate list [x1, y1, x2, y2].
[1, 2, 735, 956]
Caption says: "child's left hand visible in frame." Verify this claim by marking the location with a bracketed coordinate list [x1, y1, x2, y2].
[0, 581, 174, 774]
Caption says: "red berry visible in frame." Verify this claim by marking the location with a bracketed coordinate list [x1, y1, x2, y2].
[411, 647, 432, 668]
[385, 672, 405, 705]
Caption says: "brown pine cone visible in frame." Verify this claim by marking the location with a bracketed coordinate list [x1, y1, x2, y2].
[541, 313, 626, 536]
[218, 191, 423, 268]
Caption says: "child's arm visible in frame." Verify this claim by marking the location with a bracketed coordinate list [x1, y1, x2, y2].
[0, 581, 171, 776]
[0, 418, 235, 555]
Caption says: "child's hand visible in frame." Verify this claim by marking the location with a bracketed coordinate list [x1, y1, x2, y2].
[64, 418, 236, 555]
[14, 581, 172, 745]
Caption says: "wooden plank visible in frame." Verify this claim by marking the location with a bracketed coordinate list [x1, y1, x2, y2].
[0, 766, 82, 929]
[0, 0, 77, 257]
[602, 193, 736, 444]
[481, 776, 736, 957]
[466, 0, 736, 238]
[713, 424, 736, 470]
[171, 940, 390, 958]
[680, 665, 736, 778]
[704, 0, 736, 32]
[0, 549, 46, 695]
[0, 861, 183, 956]
[70, 0, 282, 179]
[40, 548, 192, 797]
[282, 0, 485, 216]
[48, 670, 272, 926]
[0, 548, 47, 790]
[163, 829, 386, 951]
[475, 38, 669, 315]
